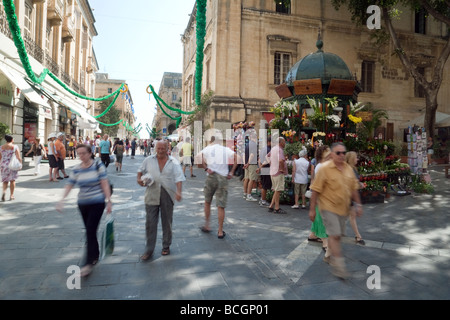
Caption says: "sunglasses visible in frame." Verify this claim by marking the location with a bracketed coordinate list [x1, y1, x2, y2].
[335, 151, 347, 156]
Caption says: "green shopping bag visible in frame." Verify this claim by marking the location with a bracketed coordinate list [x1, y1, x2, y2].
[101, 216, 114, 259]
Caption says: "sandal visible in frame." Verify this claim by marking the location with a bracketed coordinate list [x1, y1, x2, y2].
[200, 226, 211, 233]
[274, 209, 287, 214]
[161, 248, 170, 256]
[218, 231, 226, 239]
[1, 194, 5, 202]
[307, 237, 323, 243]
[355, 237, 366, 245]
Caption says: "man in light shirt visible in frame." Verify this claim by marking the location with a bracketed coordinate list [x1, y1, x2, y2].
[198, 136, 238, 239]
[137, 140, 185, 260]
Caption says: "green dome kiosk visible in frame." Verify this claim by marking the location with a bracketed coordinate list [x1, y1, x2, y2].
[275, 39, 361, 137]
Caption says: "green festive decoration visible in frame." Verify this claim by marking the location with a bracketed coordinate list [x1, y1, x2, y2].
[97, 119, 124, 127]
[94, 89, 122, 119]
[2, 0, 125, 104]
[195, 0, 207, 106]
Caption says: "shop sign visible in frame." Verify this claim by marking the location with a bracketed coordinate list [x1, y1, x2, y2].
[328, 79, 357, 95]
[44, 107, 53, 120]
[293, 79, 323, 95]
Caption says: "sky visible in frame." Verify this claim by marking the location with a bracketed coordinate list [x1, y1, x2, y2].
[89, 0, 196, 138]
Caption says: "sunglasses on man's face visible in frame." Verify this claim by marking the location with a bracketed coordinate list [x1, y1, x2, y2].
[335, 151, 347, 156]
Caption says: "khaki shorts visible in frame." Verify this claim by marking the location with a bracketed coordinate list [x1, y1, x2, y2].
[182, 156, 192, 167]
[294, 183, 307, 196]
[320, 210, 348, 237]
[204, 173, 229, 208]
[244, 164, 258, 181]
[271, 174, 285, 192]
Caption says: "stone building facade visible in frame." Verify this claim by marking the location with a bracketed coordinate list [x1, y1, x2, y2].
[181, 0, 450, 141]
[94, 73, 135, 139]
[153, 72, 183, 135]
[0, 0, 99, 155]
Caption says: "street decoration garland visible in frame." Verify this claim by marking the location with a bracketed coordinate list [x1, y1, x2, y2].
[147, 84, 196, 128]
[195, 0, 207, 106]
[2, 0, 126, 119]
[4, 0, 208, 132]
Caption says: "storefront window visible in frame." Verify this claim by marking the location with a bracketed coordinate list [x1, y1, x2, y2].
[23, 100, 39, 156]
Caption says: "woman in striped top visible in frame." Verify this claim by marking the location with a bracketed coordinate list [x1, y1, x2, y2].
[56, 144, 112, 277]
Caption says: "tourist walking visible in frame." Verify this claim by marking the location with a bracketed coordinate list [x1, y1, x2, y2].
[181, 137, 196, 178]
[291, 147, 310, 209]
[112, 140, 125, 172]
[267, 137, 287, 214]
[99, 134, 112, 168]
[25, 138, 46, 176]
[0, 135, 22, 201]
[243, 131, 258, 201]
[55, 133, 69, 179]
[199, 136, 237, 239]
[308, 145, 331, 254]
[56, 144, 112, 277]
[131, 138, 137, 159]
[345, 151, 365, 245]
[309, 142, 363, 279]
[257, 137, 272, 207]
[137, 140, 185, 260]
[47, 134, 59, 182]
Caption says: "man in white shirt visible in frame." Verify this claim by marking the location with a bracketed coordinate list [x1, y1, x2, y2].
[198, 136, 237, 239]
[137, 140, 185, 260]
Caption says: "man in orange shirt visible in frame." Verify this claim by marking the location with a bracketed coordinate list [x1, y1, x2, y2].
[55, 133, 69, 179]
[309, 142, 363, 279]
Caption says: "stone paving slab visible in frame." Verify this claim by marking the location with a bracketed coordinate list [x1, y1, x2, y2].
[0, 156, 449, 302]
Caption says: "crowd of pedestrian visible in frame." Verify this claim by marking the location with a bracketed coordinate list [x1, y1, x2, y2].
[1, 125, 367, 280]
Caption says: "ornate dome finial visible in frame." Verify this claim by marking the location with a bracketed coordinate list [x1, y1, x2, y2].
[316, 29, 323, 52]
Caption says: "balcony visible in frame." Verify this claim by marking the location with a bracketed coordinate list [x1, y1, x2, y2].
[47, 0, 63, 26]
[0, 6, 12, 40]
[62, 16, 75, 42]
[23, 33, 44, 64]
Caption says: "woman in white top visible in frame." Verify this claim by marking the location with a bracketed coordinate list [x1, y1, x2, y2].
[291, 147, 310, 209]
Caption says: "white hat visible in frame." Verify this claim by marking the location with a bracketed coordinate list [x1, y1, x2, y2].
[56, 132, 64, 137]
[48, 133, 57, 139]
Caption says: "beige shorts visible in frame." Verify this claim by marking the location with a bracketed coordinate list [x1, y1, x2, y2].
[294, 183, 307, 196]
[182, 156, 192, 167]
[271, 174, 285, 192]
[244, 164, 258, 181]
[320, 210, 348, 237]
[204, 173, 229, 208]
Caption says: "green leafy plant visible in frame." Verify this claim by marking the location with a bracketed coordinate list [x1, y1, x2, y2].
[0, 122, 11, 141]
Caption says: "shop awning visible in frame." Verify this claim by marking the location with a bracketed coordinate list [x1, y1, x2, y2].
[405, 111, 450, 128]
[52, 94, 99, 131]
[0, 62, 51, 108]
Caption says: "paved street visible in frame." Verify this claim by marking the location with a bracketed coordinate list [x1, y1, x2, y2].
[0, 154, 449, 302]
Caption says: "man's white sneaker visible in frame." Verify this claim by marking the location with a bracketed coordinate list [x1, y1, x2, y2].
[246, 195, 258, 202]
[291, 205, 300, 209]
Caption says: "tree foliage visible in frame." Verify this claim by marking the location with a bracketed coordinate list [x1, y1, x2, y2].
[98, 97, 121, 137]
[331, 0, 450, 136]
